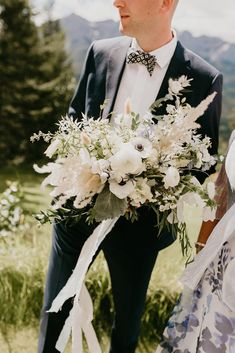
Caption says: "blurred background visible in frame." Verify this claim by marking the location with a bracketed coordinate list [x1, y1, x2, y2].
[0, 0, 234, 352]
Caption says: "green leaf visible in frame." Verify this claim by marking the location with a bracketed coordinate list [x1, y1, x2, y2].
[92, 186, 127, 222]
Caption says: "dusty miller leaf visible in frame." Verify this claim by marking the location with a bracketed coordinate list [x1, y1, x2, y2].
[93, 186, 127, 222]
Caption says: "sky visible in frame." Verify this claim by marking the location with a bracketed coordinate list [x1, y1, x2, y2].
[31, 0, 235, 43]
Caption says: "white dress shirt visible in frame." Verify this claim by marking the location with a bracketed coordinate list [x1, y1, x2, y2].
[112, 31, 177, 118]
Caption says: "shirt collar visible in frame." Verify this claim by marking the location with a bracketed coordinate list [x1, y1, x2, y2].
[131, 29, 177, 69]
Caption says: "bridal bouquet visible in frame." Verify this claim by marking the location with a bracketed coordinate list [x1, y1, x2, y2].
[31, 76, 218, 353]
[32, 76, 217, 254]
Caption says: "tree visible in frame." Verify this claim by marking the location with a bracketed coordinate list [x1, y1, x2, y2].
[0, 0, 74, 164]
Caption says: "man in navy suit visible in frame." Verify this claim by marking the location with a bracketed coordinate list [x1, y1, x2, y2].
[38, 1, 223, 352]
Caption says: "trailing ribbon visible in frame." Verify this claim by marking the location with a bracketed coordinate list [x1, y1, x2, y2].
[48, 217, 119, 353]
[226, 137, 235, 190]
[181, 203, 235, 290]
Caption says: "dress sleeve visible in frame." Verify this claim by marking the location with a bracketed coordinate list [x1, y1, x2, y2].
[215, 162, 228, 220]
[215, 130, 235, 219]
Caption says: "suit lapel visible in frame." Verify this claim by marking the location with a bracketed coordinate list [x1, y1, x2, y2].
[102, 38, 131, 118]
[156, 41, 191, 100]
[102, 40, 192, 118]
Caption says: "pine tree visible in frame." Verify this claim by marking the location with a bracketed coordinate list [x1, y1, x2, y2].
[0, 0, 74, 164]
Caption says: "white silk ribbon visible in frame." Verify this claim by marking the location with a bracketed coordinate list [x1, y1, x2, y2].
[181, 203, 235, 290]
[48, 217, 119, 353]
[225, 138, 235, 190]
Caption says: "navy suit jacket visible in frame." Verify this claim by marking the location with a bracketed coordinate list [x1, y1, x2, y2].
[69, 36, 223, 181]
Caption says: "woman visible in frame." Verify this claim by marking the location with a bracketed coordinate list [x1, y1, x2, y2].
[156, 130, 235, 353]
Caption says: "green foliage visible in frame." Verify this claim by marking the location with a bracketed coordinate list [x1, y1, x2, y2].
[92, 186, 128, 222]
[0, 0, 74, 164]
[0, 266, 44, 327]
[0, 181, 27, 237]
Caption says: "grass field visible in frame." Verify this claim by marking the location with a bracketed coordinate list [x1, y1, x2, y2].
[0, 166, 202, 353]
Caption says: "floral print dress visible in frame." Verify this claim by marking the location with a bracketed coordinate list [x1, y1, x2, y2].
[156, 238, 235, 353]
[156, 131, 235, 353]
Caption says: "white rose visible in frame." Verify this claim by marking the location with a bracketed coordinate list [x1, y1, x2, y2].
[176, 192, 205, 223]
[109, 180, 135, 199]
[109, 143, 145, 177]
[163, 167, 180, 189]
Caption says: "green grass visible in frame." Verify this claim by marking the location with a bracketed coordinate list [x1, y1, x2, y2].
[0, 166, 202, 352]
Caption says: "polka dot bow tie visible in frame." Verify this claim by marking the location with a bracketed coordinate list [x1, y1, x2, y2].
[126, 49, 157, 76]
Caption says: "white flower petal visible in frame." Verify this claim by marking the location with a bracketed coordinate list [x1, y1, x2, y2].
[163, 167, 180, 188]
[207, 181, 215, 200]
[203, 207, 216, 222]
[44, 139, 61, 158]
[109, 143, 144, 177]
[109, 180, 135, 199]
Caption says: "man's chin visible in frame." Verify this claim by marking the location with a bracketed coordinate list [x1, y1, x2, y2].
[119, 23, 125, 34]
[119, 23, 131, 37]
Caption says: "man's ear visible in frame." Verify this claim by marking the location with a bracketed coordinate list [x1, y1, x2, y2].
[159, 0, 175, 14]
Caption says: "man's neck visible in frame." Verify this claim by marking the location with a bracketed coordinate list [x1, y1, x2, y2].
[136, 29, 173, 53]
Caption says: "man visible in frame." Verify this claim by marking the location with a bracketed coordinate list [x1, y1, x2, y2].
[38, 1, 223, 352]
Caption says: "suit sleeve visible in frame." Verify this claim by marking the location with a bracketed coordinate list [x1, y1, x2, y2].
[68, 42, 96, 120]
[201, 72, 223, 157]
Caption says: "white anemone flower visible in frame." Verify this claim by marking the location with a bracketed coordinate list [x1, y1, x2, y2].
[129, 137, 153, 158]
[109, 179, 135, 199]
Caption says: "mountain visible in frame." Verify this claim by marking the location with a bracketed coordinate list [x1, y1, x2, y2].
[60, 14, 235, 140]
[60, 14, 119, 75]
[60, 14, 235, 72]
